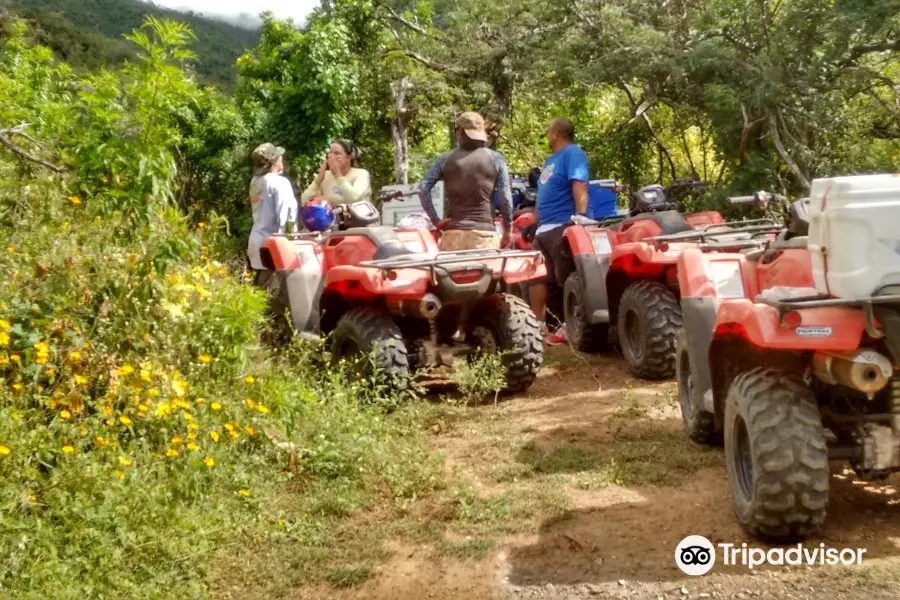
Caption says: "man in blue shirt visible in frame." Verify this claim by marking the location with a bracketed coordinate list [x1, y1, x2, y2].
[531, 118, 590, 339]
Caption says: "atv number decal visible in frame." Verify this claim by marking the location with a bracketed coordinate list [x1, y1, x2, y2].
[591, 233, 612, 255]
[796, 326, 833, 338]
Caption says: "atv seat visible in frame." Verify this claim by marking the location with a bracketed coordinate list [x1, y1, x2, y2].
[620, 210, 691, 236]
[329, 226, 417, 260]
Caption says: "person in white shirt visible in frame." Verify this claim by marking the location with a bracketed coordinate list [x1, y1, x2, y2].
[300, 139, 371, 205]
[247, 143, 298, 287]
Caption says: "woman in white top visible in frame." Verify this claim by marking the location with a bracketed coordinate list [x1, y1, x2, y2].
[300, 139, 371, 206]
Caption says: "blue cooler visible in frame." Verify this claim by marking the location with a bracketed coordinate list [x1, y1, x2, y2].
[588, 179, 618, 219]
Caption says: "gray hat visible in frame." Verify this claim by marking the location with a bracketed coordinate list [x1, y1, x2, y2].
[251, 143, 285, 175]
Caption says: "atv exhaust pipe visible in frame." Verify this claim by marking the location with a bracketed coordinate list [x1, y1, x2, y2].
[389, 293, 442, 319]
[813, 350, 893, 397]
[418, 293, 442, 319]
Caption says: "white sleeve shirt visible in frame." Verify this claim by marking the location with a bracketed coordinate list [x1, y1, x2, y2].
[247, 173, 299, 270]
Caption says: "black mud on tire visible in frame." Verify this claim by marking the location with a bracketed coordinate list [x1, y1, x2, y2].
[676, 329, 721, 446]
[470, 293, 543, 393]
[617, 280, 681, 379]
[564, 272, 609, 353]
[331, 307, 409, 382]
[724, 368, 829, 542]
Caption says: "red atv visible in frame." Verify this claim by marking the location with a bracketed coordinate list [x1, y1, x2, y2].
[676, 176, 900, 541]
[560, 180, 782, 379]
[260, 199, 547, 394]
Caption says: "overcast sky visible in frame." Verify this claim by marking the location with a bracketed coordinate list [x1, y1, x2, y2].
[145, 0, 319, 27]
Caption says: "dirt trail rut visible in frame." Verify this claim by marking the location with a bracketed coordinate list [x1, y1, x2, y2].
[315, 347, 900, 600]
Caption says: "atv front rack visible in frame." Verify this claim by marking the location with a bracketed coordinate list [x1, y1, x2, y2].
[360, 248, 544, 279]
[757, 293, 900, 339]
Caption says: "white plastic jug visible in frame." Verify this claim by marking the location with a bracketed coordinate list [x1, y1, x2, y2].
[808, 174, 900, 299]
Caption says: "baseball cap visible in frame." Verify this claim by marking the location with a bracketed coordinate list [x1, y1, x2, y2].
[251, 143, 286, 174]
[456, 112, 488, 142]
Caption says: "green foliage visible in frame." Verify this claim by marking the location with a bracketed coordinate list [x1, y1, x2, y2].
[0, 18, 443, 598]
[0, 0, 260, 86]
[450, 352, 508, 404]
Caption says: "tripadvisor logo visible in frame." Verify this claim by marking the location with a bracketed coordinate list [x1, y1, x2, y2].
[675, 536, 867, 576]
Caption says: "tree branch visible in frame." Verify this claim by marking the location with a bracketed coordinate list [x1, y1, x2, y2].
[846, 39, 900, 64]
[0, 123, 64, 173]
[381, 5, 440, 39]
[383, 49, 461, 73]
[619, 82, 677, 181]
[767, 113, 810, 191]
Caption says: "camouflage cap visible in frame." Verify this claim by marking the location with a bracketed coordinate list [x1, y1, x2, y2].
[251, 143, 285, 175]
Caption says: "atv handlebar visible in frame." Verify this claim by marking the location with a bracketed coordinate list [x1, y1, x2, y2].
[728, 191, 788, 207]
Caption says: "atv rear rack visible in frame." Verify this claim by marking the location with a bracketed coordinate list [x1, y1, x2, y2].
[647, 221, 783, 245]
[757, 293, 900, 339]
[360, 248, 544, 280]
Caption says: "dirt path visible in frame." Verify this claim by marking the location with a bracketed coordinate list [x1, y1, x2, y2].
[311, 347, 900, 600]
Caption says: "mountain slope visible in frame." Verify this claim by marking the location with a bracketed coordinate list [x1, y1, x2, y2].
[0, 0, 260, 86]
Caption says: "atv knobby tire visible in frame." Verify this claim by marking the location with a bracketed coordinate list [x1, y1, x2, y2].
[564, 272, 609, 352]
[676, 329, 721, 446]
[617, 280, 681, 379]
[331, 307, 409, 382]
[724, 368, 829, 542]
[470, 293, 543, 393]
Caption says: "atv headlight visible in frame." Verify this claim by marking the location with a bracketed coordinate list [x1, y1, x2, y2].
[707, 261, 745, 299]
[591, 231, 612, 255]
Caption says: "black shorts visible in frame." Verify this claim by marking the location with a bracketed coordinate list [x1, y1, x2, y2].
[533, 225, 574, 286]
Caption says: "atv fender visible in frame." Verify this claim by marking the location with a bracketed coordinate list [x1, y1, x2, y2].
[681, 297, 718, 413]
[260, 236, 302, 271]
[713, 301, 867, 351]
[610, 241, 680, 279]
[562, 225, 612, 324]
[284, 267, 323, 334]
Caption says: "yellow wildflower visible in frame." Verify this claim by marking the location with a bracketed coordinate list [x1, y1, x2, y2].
[105, 419, 114, 426]
[223, 423, 234, 432]
[5, 246, 13, 253]
[0, 332, 9, 347]
[0, 356, 8, 366]
[138, 404, 148, 413]
[119, 457, 132, 467]
[69, 351, 83, 361]
[28, 495, 36, 503]
[210, 431, 220, 443]
[245, 398, 256, 409]
[10, 354, 20, 362]
[101, 406, 113, 416]
[203, 456, 215, 468]
[211, 402, 222, 412]
[72, 326, 80, 332]
[198, 354, 212, 364]
[237, 489, 250, 497]
[83, 342, 91, 350]
[198, 222, 205, 229]
[62, 445, 74, 454]
[229, 429, 240, 439]
[171, 436, 184, 445]
[68, 196, 82, 205]
[166, 448, 179, 458]
[118, 416, 132, 426]
[115, 470, 125, 479]
[183, 412, 194, 422]
[35, 356, 48, 365]
[148, 388, 160, 397]
[116, 364, 135, 377]
[244, 426, 255, 437]
[74, 375, 88, 385]
[0, 444, 10, 456]
[154, 402, 172, 417]
[187, 432, 197, 440]
[172, 377, 187, 397]
[245, 376, 255, 385]
[12, 383, 23, 391]
[187, 422, 199, 431]
[187, 443, 199, 452]
[256, 404, 270, 414]
[194, 397, 205, 404]
[95, 436, 108, 447]
[0, 319, 9, 329]
[60, 410, 72, 420]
